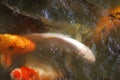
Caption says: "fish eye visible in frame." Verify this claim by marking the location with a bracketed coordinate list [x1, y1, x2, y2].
[29, 74, 36, 79]
[116, 12, 120, 19]
[29, 74, 34, 77]
[109, 14, 116, 19]
[116, 12, 120, 15]
[8, 46, 15, 51]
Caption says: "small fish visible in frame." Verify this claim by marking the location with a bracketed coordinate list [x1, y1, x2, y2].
[94, 6, 120, 42]
[10, 66, 40, 80]
[0, 34, 36, 68]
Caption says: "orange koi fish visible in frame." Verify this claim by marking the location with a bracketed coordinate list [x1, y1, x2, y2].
[94, 6, 120, 42]
[0, 34, 36, 68]
[10, 66, 40, 80]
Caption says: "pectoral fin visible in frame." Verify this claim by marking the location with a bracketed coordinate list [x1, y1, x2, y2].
[0, 54, 12, 68]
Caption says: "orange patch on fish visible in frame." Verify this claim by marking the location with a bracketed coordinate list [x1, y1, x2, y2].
[10, 66, 40, 80]
[94, 6, 120, 42]
[0, 34, 36, 68]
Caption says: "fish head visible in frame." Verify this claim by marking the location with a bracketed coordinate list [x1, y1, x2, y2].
[0, 34, 36, 55]
[109, 6, 120, 19]
[13, 36, 36, 55]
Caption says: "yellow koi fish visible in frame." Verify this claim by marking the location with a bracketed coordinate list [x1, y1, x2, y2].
[0, 34, 36, 68]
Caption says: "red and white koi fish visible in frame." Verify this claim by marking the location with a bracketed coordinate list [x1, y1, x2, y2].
[10, 66, 64, 80]
[0, 34, 36, 68]
[10, 66, 40, 80]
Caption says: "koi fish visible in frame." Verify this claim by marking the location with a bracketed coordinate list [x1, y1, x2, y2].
[0, 34, 36, 68]
[10, 66, 40, 80]
[94, 6, 120, 42]
[10, 33, 95, 80]
[25, 33, 95, 64]
[10, 66, 64, 80]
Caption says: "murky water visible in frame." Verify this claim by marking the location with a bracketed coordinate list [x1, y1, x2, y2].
[0, 0, 120, 80]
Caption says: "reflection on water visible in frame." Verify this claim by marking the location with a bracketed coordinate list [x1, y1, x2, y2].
[0, 0, 120, 80]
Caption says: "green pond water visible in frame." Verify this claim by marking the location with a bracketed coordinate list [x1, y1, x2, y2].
[0, 0, 120, 80]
